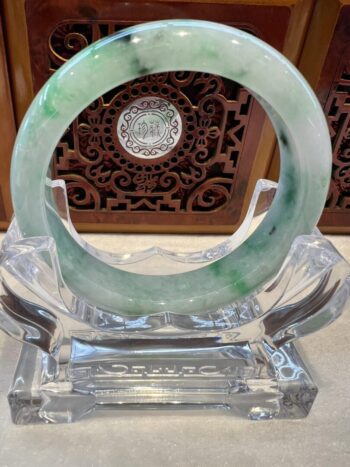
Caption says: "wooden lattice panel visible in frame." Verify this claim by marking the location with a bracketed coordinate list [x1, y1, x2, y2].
[53, 70, 256, 222]
[317, 6, 350, 228]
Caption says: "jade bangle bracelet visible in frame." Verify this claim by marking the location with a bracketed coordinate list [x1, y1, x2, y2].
[11, 20, 331, 316]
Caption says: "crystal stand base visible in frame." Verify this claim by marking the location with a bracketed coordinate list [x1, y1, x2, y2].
[9, 339, 317, 424]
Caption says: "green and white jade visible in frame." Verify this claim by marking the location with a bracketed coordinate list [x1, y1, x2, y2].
[11, 20, 332, 316]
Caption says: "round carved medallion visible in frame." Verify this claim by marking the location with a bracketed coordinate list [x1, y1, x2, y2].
[117, 96, 182, 159]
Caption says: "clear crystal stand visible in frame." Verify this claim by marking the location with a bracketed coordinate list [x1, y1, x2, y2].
[1, 180, 349, 424]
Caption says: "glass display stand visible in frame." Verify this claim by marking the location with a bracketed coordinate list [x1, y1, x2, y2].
[1, 179, 349, 424]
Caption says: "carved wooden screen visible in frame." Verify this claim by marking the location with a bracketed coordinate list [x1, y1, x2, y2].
[23, 0, 291, 232]
[52, 69, 260, 225]
[317, 6, 350, 230]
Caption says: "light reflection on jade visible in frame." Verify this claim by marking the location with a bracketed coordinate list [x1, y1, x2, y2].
[11, 20, 332, 316]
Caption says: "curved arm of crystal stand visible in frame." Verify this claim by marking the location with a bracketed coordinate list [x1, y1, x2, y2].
[49, 177, 277, 266]
[0, 281, 63, 358]
[261, 262, 350, 347]
[0, 234, 64, 359]
[1, 180, 349, 359]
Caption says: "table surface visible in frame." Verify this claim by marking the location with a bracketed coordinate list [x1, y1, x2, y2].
[1, 233, 350, 467]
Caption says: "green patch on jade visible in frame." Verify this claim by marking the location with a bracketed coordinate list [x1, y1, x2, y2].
[10, 20, 332, 316]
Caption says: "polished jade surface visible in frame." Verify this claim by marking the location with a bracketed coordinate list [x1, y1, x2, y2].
[11, 20, 332, 315]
